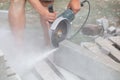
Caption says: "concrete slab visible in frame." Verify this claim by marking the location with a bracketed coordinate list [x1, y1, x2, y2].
[56, 66, 81, 80]
[35, 60, 62, 80]
[108, 36, 120, 48]
[35, 59, 81, 80]
[81, 42, 120, 70]
[54, 40, 120, 80]
[95, 37, 120, 61]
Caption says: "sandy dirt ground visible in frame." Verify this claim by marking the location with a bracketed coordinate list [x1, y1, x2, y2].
[0, 0, 119, 44]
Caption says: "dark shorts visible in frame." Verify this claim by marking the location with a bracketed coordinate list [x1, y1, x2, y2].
[40, 0, 54, 7]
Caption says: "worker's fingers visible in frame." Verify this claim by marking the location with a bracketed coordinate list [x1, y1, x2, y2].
[40, 9, 57, 22]
[48, 12, 57, 22]
[67, 0, 81, 14]
[48, 19, 54, 22]
[48, 17, 56, 22]
[48, 15, 56, 20]
[49, 12, 57, 18]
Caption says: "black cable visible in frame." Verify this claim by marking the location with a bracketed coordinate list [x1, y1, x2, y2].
[68, 1, 91, 40]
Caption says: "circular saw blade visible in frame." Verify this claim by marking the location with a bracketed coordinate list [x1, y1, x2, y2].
[49, 17, 71, 47]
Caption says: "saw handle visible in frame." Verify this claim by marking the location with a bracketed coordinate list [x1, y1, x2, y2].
[48, 4, 54, 13]
[48, 4, 54, 24]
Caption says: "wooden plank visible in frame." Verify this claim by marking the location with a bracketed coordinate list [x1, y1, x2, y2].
[108, 36, 120, 48]
[35, 60, 62, 80]
[95, 37, 120, 61]
[82, 42, 120, 71]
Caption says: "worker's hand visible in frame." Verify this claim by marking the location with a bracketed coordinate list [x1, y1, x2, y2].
[67, 0, 81, 14]
[28, 0, 56, 22]
[41, 8, 57, 22]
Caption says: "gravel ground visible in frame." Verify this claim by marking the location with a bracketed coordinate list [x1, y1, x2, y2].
[0, 0, 119, 25]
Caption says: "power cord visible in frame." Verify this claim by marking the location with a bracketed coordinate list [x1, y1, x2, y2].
[68, 0, 91, 40]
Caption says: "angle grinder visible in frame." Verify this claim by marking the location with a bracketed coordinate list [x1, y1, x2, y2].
[49, 0, 89, 48]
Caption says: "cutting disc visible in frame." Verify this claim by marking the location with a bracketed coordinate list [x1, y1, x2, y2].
[49, 17, 71, 47]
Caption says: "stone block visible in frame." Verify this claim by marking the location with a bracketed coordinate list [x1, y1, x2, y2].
[95, 37, 120, 61]
[54, 40, 120, 80]
[96, 17, 109, 31]
[107, 26, 116, 34]
[34, 60, 62, 80]
[81, 24, 102, 36]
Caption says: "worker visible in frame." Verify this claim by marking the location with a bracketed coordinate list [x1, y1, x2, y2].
[8, 0, 81, 47]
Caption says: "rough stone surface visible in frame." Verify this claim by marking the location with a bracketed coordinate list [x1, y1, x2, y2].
[54, 40, 120, 80]
[81, 24, 102, 36]
[107, 26, 116, 34]
[96, 18, 109, 31]
[95, 37, 120, 60]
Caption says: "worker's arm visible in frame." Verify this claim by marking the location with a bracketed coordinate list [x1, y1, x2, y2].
[28, 0, 56, 22]
[67, 0, 81, 14]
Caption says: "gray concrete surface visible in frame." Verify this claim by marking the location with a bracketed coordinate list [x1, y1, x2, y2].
[54, 40, 120, 80]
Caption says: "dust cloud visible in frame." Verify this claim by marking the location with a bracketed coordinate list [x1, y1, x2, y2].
[0, 24, 57, 80]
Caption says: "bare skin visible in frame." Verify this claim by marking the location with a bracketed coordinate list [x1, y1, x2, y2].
[28, 0, 57, 46]
[68, 0, 81, 14]
[8, 0, 26, 45]
[8, 0, 81, 47]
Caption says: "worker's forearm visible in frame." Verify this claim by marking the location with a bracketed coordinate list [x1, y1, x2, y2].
[28, 0, 45, 15]
[68, 0, 81, 14]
